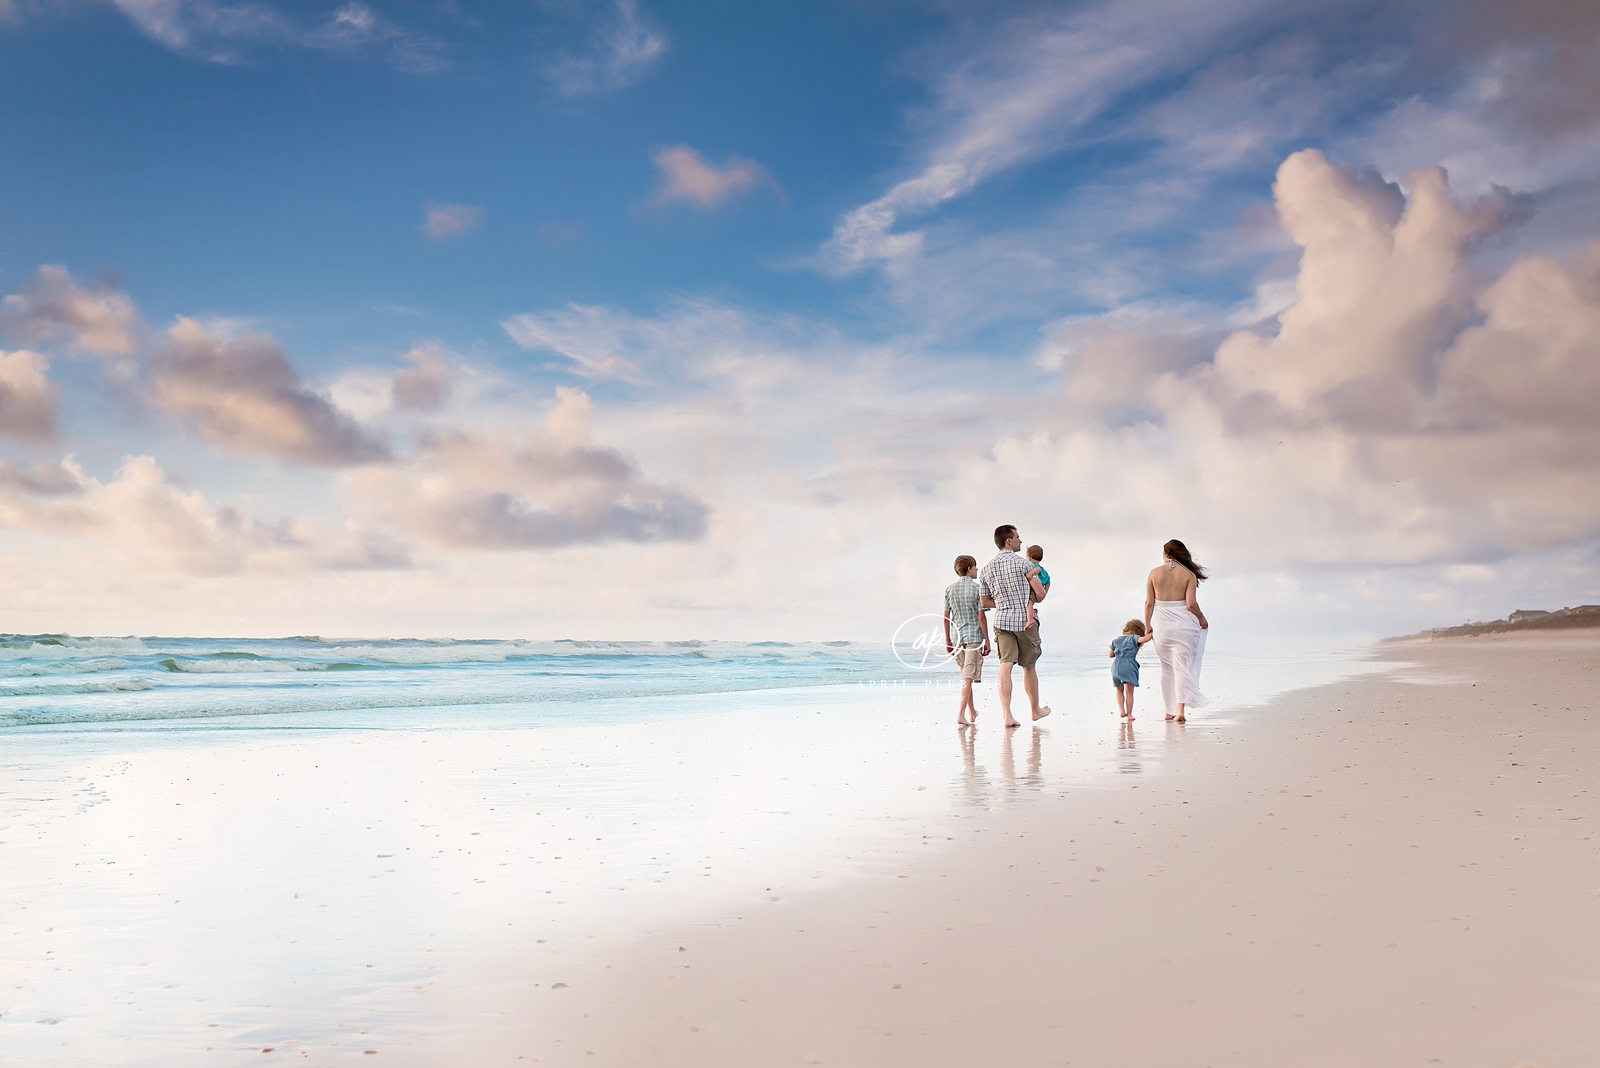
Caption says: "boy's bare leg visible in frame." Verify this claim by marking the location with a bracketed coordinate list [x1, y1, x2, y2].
[998, 662, 1020, 728]
[957, 678, 974, 725]
[1025, 665, 1051, 721]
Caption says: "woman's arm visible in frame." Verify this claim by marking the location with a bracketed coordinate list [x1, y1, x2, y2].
[1186, 575, 1208, 629]
[1143, 572, 1155, 633]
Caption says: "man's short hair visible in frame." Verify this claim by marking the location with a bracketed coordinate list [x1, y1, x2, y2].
[993, 525, 1017, 549]
[953, 554, 977, 576]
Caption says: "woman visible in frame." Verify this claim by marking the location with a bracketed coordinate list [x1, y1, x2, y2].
[1143, 539, 1209, 723]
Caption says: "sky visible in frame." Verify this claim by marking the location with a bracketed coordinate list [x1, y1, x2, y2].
[2, 0, 1599, 643]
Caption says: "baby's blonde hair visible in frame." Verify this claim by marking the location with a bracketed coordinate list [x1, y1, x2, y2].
[1122, 619, 1146, 636]
[1026, 544, 1044, 562]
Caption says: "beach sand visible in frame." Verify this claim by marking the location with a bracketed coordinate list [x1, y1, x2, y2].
[522, 633, 1600, 1066]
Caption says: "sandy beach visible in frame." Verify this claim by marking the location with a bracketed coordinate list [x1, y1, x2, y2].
[523, 633, 1600, 1067]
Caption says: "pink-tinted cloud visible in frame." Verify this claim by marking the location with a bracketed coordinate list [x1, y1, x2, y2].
[0, 349, 60, 442]
[0, 265, 140, 357]
[650, 145, 779, 210]
[421, 203, 484, 241]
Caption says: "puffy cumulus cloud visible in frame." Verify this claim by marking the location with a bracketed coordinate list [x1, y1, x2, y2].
[0, 349, 60, 443]
[149, 317, 391, 466]
[649, 146, 780, 210]
[390, 343, 453, 412]
[0, 265, 140, 357]
[349, 387, 708, 550]
[421, 203, 483, 241]
[967, 149, 1600, 576]
[543, 0, 667, 97]
[0, 454, 411, 575]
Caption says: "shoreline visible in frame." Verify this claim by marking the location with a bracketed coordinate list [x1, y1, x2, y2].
[516, 632, 1600, 1067]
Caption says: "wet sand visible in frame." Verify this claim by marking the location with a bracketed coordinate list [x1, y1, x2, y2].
[524, 633, 1600, 1066]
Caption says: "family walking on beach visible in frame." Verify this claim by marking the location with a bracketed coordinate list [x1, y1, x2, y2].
[943, 526, 1209, 728]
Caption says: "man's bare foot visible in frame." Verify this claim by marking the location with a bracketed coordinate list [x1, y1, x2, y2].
[1032, 705, 1052, 721]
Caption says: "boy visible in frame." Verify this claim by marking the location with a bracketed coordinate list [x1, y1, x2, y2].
[1023, 544, 1051, 630]
[943, 554, 991, 726]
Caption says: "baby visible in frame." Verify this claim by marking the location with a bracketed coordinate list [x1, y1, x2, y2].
[1024, 544, 1051, 630]
[1108, 619, 1153, 720]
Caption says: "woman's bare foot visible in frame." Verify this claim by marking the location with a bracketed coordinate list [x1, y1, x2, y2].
[1164, 713, 1175, 721]
[1032, 705, 1052, 721]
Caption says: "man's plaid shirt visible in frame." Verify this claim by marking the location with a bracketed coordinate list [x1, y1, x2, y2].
[943, 575, 984, 646]
[979, 549, 1034, 632]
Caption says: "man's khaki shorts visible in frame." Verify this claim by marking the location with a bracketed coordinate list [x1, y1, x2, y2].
[953, 642, 984, 681]
[995, 624, 1041, 668]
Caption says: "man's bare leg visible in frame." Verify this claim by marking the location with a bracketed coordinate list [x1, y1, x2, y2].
[1024, 665, 1051, 721]
[998, 661, 1020, 728]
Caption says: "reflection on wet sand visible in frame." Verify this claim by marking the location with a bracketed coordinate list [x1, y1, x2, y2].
[954, 724, 1047, 806]
[1117, 717, 1140, 775]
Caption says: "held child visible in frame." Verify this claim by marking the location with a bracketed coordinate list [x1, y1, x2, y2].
[1109, 619, 1153, 720]
[1023, 544, 1051, 630]
[943, 555, 991, 727]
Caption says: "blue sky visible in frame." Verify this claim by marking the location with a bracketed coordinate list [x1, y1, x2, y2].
[3, 0, 1599, 641]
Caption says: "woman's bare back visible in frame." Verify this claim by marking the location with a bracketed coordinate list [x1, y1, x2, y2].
[1147, 562, 1196, 601]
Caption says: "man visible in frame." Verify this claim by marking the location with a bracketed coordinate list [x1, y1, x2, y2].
[978, 524, 1051, 728]
[942, 554, 991, 727]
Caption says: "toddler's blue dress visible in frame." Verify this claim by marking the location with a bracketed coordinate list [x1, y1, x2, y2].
[1111, 634, 1141, 687]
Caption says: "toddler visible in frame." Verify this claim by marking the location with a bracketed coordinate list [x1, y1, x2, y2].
[1109, 619, 1153, 719]
[1024, 544, 1051, 630]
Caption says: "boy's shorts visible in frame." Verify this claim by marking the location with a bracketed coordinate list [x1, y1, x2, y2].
[996, 624, 1042, 668]
[953, 642, 984, 681]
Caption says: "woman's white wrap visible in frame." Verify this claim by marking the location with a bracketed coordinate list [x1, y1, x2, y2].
[1152, 599, 1208, 716]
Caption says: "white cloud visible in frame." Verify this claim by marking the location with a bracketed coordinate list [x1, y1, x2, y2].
[649, 145, 779, 210]
[347, 387, 708, 550]
[421, 203, 484, 241]
[821, 0, 1273, 274]
[544, 0, 667, 97]
[149, 317, 391, 467]
[0, 349, 60, 443]
[0, 454, 410, 575]
[0, 265, 141, 357]
[99, 0, 446, 71]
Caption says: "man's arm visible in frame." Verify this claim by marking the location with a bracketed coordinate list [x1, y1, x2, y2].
[1029, 573, 1048, 601]
[979, 608, 991, 656]
[979, 595, 996, 609]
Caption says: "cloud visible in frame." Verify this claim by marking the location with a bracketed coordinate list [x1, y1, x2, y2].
[149, 317, 391, 466]
[649, 145, 780, 210]
[0, 349, 60, 443]
[544, 0, 667, 97]
[421, 203, 484, 241]
[99, 0, 446, 71]
[821, 0, 1273, 274]
[0, 453, 411, 574]
[349, 387, 709, 550]
[0, 265, 140, 357]
[391, 343, 453, 412]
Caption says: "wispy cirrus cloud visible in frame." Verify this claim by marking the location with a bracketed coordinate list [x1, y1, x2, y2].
[543, 0, 666, 97]
[97, 0, 448, 71]
[421, 203, 484, 241]
[649, 145, 781, 210]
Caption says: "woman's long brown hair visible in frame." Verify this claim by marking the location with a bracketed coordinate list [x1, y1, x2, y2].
[1163, 539, 1208, 582]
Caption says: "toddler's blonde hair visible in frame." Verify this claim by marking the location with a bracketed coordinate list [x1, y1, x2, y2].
[1026, 544, 1044, 562]
[1122, 619, 1146, 636]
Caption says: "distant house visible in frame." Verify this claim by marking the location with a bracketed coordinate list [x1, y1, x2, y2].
[1508, 609, 1552, 623]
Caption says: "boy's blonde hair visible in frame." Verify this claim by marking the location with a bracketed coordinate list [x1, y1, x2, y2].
[953, 554, 977, 576]
[1122, 619, 1146, 636]
[1026, 544, 1044, 561]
